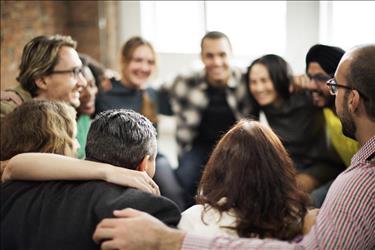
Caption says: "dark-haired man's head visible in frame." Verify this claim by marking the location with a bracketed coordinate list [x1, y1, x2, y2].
[306, 44, 345, 107]
[334, 44, 375, 141]
[17, 35, 86, 108]
[200, 31, 232, 86]
[85, 109, 157, 177]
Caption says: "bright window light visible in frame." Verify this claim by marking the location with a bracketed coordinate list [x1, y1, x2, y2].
[206, 1, 286, 56]
[140, 1, 287, 56]
[320, 1, 375, 50]
[141, 1, 205, 54]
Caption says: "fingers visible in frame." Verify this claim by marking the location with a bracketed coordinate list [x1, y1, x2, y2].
[147, 177, 160, 196]
[292, 74, 312, 92]
[101, 240, 118, 250]
[140, 171, 160, 195]
[93, 226, 116, 243]
[113, 208, 145, 218]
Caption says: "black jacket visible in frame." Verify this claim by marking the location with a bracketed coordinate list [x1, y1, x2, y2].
[1, 180, 181, 250]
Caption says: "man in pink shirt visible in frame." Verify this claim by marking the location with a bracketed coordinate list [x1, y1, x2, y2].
[93, 44, 375, 250]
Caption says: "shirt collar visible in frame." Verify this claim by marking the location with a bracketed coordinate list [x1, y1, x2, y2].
[200, 68, 242, 90]
[350, 135, 375, 165]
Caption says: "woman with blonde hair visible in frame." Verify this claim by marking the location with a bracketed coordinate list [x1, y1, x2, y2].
[178, 120, 310, 240]
[1, 99, 159, 194]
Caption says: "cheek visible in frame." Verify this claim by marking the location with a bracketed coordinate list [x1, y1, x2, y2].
[249, 83, 256, 94]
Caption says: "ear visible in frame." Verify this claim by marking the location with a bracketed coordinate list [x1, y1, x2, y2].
[348, 90, 360, 113]
[136, 155, 150, 172]
[35, 77, 48, 90]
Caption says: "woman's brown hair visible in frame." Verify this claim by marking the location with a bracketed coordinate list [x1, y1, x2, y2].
[196, 120, 309, 240]
[120, 36, 157, 79]
[1, 100, 77, 160]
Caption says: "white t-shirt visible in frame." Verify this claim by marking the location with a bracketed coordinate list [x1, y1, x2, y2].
[178, 204, 239, 237]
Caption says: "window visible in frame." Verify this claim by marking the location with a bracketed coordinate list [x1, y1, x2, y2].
[141, 1, 287, 57]
[205, 1, 286, 56]
[141, 1, 205, 54]
[319, 1, 375, 50]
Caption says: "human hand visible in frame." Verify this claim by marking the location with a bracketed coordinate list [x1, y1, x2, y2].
[291, 74, 315, 93]
[93, 208, 185, 250]
[303, 208, 319, 234]
[296, 173, 319, 193]
[0, 91, 23, 105]
[105, 167, 160, 195]
[0, 160, 9, 182]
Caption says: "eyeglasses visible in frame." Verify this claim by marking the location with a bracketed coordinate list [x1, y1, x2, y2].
[308, 74, 331, 83]
[50, 67, 83, 79]
[326, 78, 368, 100]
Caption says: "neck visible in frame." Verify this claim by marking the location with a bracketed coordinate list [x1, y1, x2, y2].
[207, 78, 228, 88]
[355, 117, 375, 146]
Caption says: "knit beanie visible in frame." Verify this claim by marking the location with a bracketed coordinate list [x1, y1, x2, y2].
[305, 44, 345, 75]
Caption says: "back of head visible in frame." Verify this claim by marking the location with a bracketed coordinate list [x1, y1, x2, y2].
[200, 31, 232, 51]
[247, 54, 293, 100]
[1, 100, 77, 160]
[17, 35, 77, 97]
[197, 119, 308, 239]
[346, 44, 375, 121]
[85, 109, 157, 169]
[306, 44, 345, 75]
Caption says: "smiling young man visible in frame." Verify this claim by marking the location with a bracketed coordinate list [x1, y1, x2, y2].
[163, 31, 254, 207]
[0, 35, 87, 119]
[305, 44, 360, 207]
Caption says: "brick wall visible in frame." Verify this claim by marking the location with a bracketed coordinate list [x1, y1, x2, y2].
[0, 1, 112, 90]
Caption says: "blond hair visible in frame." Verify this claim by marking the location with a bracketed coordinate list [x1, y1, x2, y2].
[1, 100, 77, 160]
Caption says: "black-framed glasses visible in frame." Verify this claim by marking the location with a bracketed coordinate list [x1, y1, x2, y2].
[326, 78, 368, 100]
[50, 67, 83, 79]
[308, 73, 331, 83]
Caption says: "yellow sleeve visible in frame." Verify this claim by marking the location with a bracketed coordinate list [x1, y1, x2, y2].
[323, 108, 360, 167]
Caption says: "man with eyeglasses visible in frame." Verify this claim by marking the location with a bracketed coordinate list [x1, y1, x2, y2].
[93, 44, 375, 250]
[305, 44, 360, 207]
[1, 35, 87, 119]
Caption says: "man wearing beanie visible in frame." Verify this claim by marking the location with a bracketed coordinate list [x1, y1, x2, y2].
[305, 44, 359, 207]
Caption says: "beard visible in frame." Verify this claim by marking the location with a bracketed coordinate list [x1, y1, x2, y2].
[339, 95, 356, 139]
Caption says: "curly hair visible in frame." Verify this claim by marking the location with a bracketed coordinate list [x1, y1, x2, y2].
[1, 100, 77, 160]
[196, 120, 309, 240]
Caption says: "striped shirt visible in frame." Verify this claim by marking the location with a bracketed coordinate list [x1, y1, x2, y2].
[182, 136, 375, 250]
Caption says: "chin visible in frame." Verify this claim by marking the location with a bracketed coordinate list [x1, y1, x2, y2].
[70, 99, 80, 108]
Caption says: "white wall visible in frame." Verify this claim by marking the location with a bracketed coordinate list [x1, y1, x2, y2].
[285, 1, 319, 73]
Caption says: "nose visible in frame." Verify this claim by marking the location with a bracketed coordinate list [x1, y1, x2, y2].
[250, 81, 264, 93]
[141, 61, 151, 73]
[77, 72, 87, 89]
[212, 55, 223, 66]
[308, 78, 319, 91]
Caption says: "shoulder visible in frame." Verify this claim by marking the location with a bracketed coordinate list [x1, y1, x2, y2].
[324, 166, 374, 214]
[92, 182, 181, 226]
[181, 204, 204, 218]
[1, 85, 32, 118]
[170, 71, 205, 89]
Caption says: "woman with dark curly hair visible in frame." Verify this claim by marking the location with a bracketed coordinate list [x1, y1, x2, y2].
[178, 120, 310, 240]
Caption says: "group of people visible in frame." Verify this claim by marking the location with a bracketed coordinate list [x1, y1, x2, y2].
[0, 31, 373, 250]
